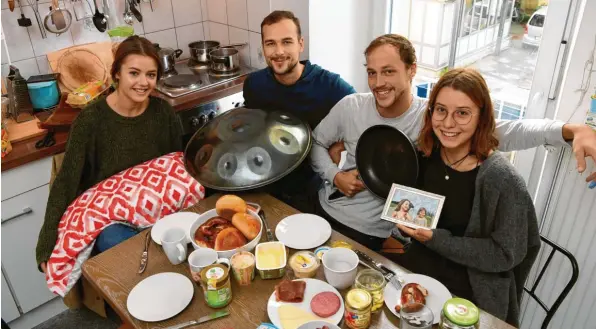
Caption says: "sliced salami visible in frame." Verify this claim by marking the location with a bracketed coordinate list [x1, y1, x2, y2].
[310, 291, 341, 318]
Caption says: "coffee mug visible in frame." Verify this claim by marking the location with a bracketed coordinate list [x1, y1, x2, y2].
[161, 227, 188, 265]
[188, 248, 230, 282]
[322, 247, 359, 289]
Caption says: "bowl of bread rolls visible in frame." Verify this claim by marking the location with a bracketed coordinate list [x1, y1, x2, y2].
[190, 195, 263, 259]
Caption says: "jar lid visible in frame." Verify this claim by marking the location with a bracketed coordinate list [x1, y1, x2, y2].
[346, 289, 372, 311]
[200, 264, 229, 285]
[443, 298, 479, 326]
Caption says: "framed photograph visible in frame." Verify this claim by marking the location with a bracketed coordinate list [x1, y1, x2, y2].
[381, 183, 446, 230]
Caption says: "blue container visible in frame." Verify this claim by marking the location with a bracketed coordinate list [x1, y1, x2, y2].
[27, 80, 59, 109]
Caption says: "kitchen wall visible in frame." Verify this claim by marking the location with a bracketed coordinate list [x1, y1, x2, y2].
[0, 0, 309, 79]
[309, 0, 390, 93]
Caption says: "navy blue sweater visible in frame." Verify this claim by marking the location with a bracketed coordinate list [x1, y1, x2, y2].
[243, 60, 356, 129]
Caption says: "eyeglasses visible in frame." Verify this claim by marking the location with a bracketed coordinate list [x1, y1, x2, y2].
[430, 106, 477, 125]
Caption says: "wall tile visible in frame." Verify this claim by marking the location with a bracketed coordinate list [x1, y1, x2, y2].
[70, 18, 111, 45]
[1, 57, 39, 78]
[208, 22, 228, 44]
[1, 40, 9, 65]
[227, 0, 248, 30]
[249, 31, 265, 69]
[175, 23, 204, 60]
[172, 0, 202, 27]
[228, 26, 249, 66]
[202, 21, 210, 39]
[140, 0, 175, 34]
[247, 0, 269, 33]
[144, 28, 178, 51]
[200, 0, 208, 21]
[206, 0, 226, 25]
[21, 6, 74, 57]
[1, 7, 35, 62]
[36, 55, 50, 74]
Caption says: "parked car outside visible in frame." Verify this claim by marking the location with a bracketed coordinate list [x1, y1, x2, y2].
[523, 6, 548, 48]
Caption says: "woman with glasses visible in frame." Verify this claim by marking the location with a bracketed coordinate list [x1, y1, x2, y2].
[389, 68, 540, 326]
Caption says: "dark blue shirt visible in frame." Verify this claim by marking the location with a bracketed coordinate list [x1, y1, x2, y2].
[243, 60, 356, 129]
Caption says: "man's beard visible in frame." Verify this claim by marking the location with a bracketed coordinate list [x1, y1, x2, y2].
[269, 57, 298, 76]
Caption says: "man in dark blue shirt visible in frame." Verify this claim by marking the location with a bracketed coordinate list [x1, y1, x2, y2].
[243, 10, 355, 212]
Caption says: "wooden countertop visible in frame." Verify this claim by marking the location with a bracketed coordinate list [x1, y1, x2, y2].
[1, 77, 246, 172]
[82, 193, 515, 329]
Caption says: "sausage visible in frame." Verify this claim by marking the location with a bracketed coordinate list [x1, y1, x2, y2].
[310, 292, 341, 318]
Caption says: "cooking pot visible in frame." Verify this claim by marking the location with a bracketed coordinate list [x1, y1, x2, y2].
[156, 45, 183, 73]
[184, 107, 312, 191]
[188, 40, 220, 63]
[355, 125, 419, 199]
[209, 47, 240, 72]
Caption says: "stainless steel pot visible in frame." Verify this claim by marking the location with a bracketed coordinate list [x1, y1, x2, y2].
[209, 47, 240, 72]
[188, 40, 220, 63]
[157, 46, 183, 73]
[184, 108, 312, 191]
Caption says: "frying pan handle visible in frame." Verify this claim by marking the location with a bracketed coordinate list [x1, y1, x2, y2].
[174, 49, 183, 58]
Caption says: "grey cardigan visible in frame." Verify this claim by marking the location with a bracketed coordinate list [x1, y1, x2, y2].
[425, 152, 540, 326]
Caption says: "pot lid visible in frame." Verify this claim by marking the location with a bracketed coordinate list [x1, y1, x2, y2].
[184, 108, 312, 191]
[355, 125, 418, 199]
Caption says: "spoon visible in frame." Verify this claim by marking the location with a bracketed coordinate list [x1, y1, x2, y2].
[92, 0, 107, 32]
[123, 0, 134, 25]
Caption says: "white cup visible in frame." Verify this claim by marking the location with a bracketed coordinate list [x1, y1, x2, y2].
[322, 248, 359, 289]
[188, 248, 230, 282]
[161, 227, 188, 265]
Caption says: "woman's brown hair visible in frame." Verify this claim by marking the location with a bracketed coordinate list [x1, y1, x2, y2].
[418, 68, 499, 160]
[111, 35, 162, 83]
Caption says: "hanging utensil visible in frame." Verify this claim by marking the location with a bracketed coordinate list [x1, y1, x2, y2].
[123, 0, 134, 25]
[49, 0, 66, 30]
[92, 0, 107, 32]
[8, 0, 15, 11]
[27, 0, 47, 39]
[16, 0, 32, 27]
[128, 0, 142, 22]
[44, 0, 72, 36]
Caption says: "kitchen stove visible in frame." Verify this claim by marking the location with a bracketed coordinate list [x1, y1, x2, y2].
[156, 59, 255, 98]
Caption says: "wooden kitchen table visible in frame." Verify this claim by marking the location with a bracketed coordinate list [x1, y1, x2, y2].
[82, 193, 516, 329]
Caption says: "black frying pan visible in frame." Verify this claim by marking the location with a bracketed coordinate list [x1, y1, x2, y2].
[355, 125, 419, 199]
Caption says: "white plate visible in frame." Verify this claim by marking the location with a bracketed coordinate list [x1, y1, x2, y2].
[383, 273, 452, 324]
[298, 320, 341, 329]
[152, 212, 199, 245]
[126, 272, 194, 322]
[267, 278, 344, 328]
[275, 214, 331, 249]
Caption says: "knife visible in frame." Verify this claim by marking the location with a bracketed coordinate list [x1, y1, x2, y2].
[138, 228, 152, 274]
[158, 310, 230, 329]
[258, 209, 274, 242]
[355, 250, 403, 290]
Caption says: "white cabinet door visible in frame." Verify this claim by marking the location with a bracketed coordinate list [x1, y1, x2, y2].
[1, 185, 57, 313]
[1, 157, 52, 201]
[1, 270, 20, 322]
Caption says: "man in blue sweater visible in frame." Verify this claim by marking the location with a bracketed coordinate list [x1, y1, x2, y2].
[243, 11, 355, 212]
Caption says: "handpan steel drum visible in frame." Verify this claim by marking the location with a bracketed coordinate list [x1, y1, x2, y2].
[355, 125, 419, 199]
[184, 108, 312, 191]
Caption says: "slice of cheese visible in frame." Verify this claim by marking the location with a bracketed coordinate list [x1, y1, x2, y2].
[278, 304, 329, 329]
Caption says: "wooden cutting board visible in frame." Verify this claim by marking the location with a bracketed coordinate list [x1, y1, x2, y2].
[37, 93, 81, 131]
[5, 117, 47, 143]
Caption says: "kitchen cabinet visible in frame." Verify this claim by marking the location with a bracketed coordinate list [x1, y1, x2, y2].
[1, 156, 51, 201]
[1, 270, 20, 322]
[1, 184, 56, 313]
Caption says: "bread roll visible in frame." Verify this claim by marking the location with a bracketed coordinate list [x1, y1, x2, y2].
[214, 227, 247, 251]
[232, 213, 261, 240]
[215, 195, 247, 220]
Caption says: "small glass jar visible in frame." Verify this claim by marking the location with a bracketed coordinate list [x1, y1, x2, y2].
[440, 298, 480, 329]
[344, 288, 372, 329]
[354, 269, 386, 313]
[200, 264, 233, 308]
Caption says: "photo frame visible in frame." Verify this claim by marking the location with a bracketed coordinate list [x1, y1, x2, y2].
[381, 183, 446, 230]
